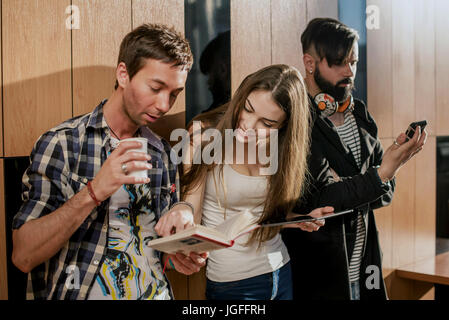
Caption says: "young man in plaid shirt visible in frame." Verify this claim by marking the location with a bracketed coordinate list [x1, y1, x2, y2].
[11, 24, 206, 300]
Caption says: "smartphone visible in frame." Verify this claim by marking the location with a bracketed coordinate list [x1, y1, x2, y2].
[405, 120, 427, 141]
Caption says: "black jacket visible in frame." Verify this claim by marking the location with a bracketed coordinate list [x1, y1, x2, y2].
[282, 97, 395, 300]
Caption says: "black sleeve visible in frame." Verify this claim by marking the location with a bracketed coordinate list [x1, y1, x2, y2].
[367, 139, 395, 210]
[302, 138, 394, 212]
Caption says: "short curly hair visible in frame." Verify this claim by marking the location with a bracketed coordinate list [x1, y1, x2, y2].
[115, 23, 193, 89]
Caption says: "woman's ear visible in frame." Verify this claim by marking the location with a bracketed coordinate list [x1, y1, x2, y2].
[116, 62, 130, 89]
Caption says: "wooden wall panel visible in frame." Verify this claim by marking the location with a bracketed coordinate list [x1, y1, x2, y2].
[392, 158, 416, 268]
[2, 0, 72, 157]
[375, 138, 394, 272]
[231, 0, 271, 94]
[188, 268, 206, 300]
[72, 0, 132, 117]
[414, 0, 435, 137]
[306, 0, 339, 21]
[414, 0, 436, 263]
[392, 0, 415, 136]
[367, 0, 393, 139]
[271, 0, 307, 76]
[414, 136, 436, 261]
[390, 0, 416, 270]
[435, 0, 449, 136]
[0, 160, 7, 300]
[0, 2, 3, 157]
[368, 0, 440, 300]
[133, 0, 183, 27]
[133, 0, 186, 143]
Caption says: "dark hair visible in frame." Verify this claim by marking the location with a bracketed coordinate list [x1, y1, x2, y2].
[114, 23, 193, 89]
[301, 18, 359, 67]
[199, 30, 230, 74]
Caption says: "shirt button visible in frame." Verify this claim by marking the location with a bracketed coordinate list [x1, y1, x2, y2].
[102, 225, 107, 231]
[82, 178, 88, 184]
[93, 260, 99, 265]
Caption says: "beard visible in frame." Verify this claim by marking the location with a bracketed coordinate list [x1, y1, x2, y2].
[314, 67, 354, 103]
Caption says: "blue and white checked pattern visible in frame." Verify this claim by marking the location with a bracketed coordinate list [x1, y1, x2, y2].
[12, 100, 180, 300]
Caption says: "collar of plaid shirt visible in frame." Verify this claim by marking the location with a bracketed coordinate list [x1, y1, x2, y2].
[13, 100, 179, 300]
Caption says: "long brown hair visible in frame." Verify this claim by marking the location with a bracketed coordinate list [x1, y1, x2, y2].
[182, 64, 311, 244]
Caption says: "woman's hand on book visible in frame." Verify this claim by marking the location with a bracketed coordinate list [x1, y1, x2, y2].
[165, 252, 209, 275]
[284, 206, 334, 232]
[155, 204, 194, 237]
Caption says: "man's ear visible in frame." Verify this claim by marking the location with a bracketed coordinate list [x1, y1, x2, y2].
[116, 62, 129, 89]
[303, 53, 315, 75]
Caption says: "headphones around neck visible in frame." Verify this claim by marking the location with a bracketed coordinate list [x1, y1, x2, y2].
[314, 93, 354, 118]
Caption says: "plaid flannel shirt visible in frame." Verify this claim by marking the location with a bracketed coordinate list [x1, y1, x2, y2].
[12, 100, 180, 300]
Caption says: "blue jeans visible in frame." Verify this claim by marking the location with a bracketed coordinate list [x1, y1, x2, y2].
[350, 280, 361, 300]
[206, 262, 293, 300]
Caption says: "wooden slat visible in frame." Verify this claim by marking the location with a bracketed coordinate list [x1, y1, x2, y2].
[392, 157, 416, 268]
[392, 0, 415, 137]
[133, 0, 183, 27]
[0, 2, 3, 157]
[165, 270, 188, 300]
[413, 0, 436, 263]
[2, 0, 72, 157]
[414, 0, 436, 137]
[132, 0, 186, 143]
[306, 0, 339, 20]
[414, 136, 436, 261]
[375, 138, 394, 270]
[187, 268, 206, 300]
[390, 0, 417, 270]
[367, 0, 393, 139]
[271, 0, 307, 76]
[0, 160, 7, 300]
[72, 0, 132, 117]
[231, 0, 271, 94]
[435, 0, 449, 136]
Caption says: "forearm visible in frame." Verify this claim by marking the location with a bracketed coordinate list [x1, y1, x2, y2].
[12, 186, 97, 273]
[312, 167, 391, 211]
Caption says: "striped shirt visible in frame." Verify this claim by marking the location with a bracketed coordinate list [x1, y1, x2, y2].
[335, 110, 366, 283]
[12, 100, 180, 299]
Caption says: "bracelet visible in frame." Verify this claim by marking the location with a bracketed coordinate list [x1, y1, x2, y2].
[168, 258, 176, 270]
[87, 181, 101, 206]
[163, 255, 176, 274]
[169, 201, 194, 215]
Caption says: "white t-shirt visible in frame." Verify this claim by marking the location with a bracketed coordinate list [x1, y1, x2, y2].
[202, 165, 290, 282]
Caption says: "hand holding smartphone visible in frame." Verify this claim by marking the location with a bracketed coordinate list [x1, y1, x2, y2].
[405, 120, 427, 141]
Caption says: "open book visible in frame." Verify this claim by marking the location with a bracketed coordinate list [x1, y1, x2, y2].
[148, 209, 354, 254]
[147, 210, 260, 254]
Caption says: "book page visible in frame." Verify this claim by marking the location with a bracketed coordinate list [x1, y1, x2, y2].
[214, 210, 259, 240]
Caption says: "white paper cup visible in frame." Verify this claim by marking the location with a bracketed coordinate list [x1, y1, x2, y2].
[119, 137, 148, 181]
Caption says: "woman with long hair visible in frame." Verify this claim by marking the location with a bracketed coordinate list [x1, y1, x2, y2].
[156, 64, 333, 300]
